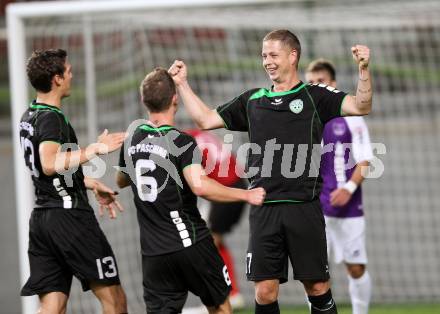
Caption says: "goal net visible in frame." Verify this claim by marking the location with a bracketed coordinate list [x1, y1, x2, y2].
[8, 0, 440, 312]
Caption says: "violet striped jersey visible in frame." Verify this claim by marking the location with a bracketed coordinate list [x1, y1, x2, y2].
[320, 116, 373, 218]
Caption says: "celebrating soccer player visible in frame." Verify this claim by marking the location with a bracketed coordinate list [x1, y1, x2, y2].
[306, 59, 373, 314]
[169, 29, 372, 314]
[19, 49, 127, 313]
[115, 68, 265, 313]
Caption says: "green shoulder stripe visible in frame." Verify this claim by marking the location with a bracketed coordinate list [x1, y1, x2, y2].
[340, 94, 349, 116]
[40, 140, 61, 145]
[30, 103, 69, 124]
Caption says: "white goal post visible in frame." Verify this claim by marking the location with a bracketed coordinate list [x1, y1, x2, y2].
[7, 0, 440, 313]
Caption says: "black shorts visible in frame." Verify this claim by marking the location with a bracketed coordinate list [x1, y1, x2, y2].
[142, 236, 231, 313]
[246, 200, 329, 283]
[208, 179, 246, 234]
[21, 208, 121, 296]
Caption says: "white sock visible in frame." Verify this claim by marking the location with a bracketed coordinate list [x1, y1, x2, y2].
[348, 271, 372, 314]
[304, 292, 311, 311]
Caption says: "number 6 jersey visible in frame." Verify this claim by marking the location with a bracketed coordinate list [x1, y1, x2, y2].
[118, 123, 210, 256]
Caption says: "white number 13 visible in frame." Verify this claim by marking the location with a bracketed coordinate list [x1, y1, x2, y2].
[96, 256, 117, 279]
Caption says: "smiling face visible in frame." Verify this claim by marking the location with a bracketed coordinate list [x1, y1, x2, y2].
[262, 39, 298, 84]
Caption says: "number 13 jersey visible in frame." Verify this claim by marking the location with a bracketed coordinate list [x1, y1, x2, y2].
[19, 101, 92, 211]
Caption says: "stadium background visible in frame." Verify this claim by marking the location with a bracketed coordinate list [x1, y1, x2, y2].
[1, 0, 440, 313]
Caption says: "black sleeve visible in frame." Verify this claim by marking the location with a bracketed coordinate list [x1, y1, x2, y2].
[216, 90, 251, 131]
[309, 84, 348, 124]
[178, 134, 202, 171]
[118, 142, 126, 170]
[35, 111, 64, 143]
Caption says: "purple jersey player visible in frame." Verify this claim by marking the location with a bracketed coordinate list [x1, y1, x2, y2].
[307, 59, 373, 314]
[320, 116, 372, 219]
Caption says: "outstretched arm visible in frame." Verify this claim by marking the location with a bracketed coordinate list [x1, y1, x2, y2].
[183, 164, 265, 205]
[341, 45, 373, 116]
[169, 60, 224, 130]
[84, 177, 124, 219]
[39, 129, 125, 176]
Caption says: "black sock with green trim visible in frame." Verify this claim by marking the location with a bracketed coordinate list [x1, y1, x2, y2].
[308, 289, 338, 314]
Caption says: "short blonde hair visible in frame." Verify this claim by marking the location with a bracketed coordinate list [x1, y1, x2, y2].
[263, 29, 301, 66]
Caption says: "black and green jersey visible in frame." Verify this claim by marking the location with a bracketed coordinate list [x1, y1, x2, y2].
[118, 124, 210, 256]
[216, 82, 347, 203]
[19, 100, 92, 211]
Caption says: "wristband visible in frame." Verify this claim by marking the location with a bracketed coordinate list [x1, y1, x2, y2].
[343, 180, 358, 194]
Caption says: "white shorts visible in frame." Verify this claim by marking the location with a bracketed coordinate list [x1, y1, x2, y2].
[325, 216, 368, 265]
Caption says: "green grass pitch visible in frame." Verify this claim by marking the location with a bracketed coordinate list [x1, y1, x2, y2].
[235, 303, 440, 314]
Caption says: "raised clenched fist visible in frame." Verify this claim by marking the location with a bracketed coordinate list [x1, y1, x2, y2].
[351, 45, 370, 70]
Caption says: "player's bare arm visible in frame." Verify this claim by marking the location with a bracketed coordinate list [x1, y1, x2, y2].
[330, 160, 370, 207]
[183, 164, 265, 205]
[341, 45, 373, 116]
[168, 60, 224, 130]
[39, 129, 125, 176]
[84, 177, 124, 219]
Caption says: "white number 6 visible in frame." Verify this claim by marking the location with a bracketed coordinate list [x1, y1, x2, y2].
[223, 265, 232, 286]
[135, 159, 158, 202]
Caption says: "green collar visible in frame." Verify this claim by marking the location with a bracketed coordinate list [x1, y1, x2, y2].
[30, 101, 69, 124]
[138, 124, 175, 133]
[249, 82, 306, 100]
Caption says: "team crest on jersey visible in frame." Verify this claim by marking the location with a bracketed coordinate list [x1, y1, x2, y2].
[289, 99, 303, 114]
[332, 122, 346, 136]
